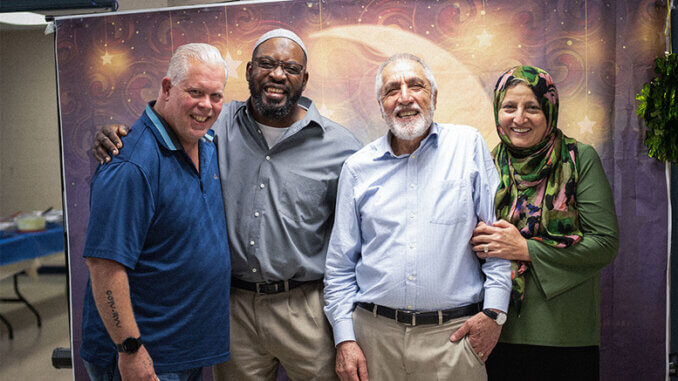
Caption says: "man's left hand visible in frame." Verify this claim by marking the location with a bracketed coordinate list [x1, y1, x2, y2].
[449, 311, 502, 362]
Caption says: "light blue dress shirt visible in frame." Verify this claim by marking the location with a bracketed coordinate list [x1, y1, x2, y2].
[324, 123, 511, 345]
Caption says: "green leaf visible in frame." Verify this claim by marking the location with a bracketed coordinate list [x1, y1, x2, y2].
[638, 53, 678, 162]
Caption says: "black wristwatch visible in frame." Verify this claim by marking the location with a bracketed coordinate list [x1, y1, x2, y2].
[116, 336, 143, 354]
[482, 309, 507, 326]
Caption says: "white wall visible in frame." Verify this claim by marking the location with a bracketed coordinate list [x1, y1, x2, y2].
[0, 0, 233, 216]
[0, 29, 61, 215]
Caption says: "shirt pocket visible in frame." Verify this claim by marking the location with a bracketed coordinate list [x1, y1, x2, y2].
[279, 172, 328, 222]
[429, 179, 473, 225]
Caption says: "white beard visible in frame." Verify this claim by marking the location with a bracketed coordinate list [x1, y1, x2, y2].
[383, 104, 434, 141]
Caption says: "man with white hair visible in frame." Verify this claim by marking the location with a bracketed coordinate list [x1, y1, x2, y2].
[324, 53, 512, 380]
[81, 43, 231, 381]
[93, 29, 362, 380]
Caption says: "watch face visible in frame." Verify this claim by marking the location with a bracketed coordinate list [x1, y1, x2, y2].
[496, 313, 507, 325]
[122, 337, 140, 353]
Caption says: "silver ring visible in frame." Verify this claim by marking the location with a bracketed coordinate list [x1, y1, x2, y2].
[483, 244, 489, 253]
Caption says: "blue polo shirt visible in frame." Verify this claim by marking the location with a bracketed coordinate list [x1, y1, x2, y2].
[80, 103, 231, 372]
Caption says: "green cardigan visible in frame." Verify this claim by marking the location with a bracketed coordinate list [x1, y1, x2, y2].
[499, 142, 619, 347]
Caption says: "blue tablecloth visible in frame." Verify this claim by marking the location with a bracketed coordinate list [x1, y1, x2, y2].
[0, 225, 65, 266]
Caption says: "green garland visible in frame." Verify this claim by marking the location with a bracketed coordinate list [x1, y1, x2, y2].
[636, 53, 678, 163]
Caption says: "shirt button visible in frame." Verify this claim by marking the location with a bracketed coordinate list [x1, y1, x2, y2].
[249, 240, 255, 246]
[254, 212, 260, 217]
[265, 155, 271, 161]
[410, 183, 415, 189]
[408, 275, 414, 280]
[411, 154, 416, 159]
[213, 173, 218, 180]
[410, 213, 415, 219]
[252, 268, 257, 272]
[409, 243, 415, 249]
[260, 183, 265, 189]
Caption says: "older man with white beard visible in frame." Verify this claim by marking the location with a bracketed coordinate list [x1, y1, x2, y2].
[323, 53, 511, 381]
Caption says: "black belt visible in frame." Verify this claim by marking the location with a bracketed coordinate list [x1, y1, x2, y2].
[231, 278, 320, 295]
[357, 302, 482, 326]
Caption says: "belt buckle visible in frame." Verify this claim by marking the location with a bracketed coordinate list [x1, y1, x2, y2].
[255, 282, 279, 294]
[395, 310, 416, 326]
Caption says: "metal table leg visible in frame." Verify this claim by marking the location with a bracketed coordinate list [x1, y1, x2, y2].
[0, 272, 42, 338]
[0, 312, 13, 339]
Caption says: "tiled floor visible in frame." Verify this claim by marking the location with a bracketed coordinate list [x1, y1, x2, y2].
[0, 255, 73, 380]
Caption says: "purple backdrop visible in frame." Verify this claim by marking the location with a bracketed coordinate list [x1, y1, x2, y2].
[54, 0, 668, 379]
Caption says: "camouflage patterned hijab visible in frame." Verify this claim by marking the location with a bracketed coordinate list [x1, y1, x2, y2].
[492, 66, 582, 314]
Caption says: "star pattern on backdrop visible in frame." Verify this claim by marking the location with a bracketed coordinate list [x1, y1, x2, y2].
[476, 29, 493, 48]
[318, 103, 335, 118]
[578, 115, 596, 134]
[101, 51, 113, 65]
[223, 52, 242, 79]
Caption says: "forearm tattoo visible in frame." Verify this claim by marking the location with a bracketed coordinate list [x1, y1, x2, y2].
[105, 290, 122, 328]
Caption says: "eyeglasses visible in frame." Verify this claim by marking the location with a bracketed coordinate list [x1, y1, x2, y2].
[253, 58, 304, 76]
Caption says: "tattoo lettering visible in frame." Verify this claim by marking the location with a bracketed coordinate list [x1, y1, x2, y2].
[105, 290, 122, 328]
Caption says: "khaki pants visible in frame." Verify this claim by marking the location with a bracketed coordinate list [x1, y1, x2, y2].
[353, 306, 487, 381]
[213, 282, 337, 381]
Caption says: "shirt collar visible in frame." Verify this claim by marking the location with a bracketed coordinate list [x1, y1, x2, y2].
[296, 96, 326, 131]
[240, 96, 327, 132]
[372, 122, 441, 160]
[144, 102, 214, 151]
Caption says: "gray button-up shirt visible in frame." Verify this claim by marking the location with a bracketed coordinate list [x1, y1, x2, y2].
[212, 96, 363, 282]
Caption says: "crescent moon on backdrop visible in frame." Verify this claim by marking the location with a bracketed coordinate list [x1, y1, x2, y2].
[309, 25, 498, 147]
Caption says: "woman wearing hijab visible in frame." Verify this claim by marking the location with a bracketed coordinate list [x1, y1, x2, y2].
[471, 66, 619, 380]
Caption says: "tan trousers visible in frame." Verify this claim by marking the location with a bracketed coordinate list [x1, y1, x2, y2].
[213, 282, 338, 381]
[353, 306, 487, 381]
